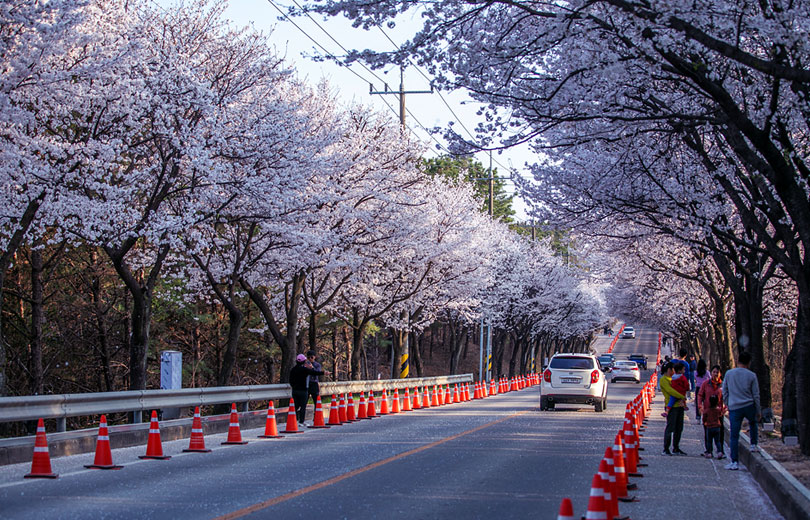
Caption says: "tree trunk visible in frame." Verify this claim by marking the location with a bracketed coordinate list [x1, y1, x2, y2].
[0, 194, 45, 397]
[216, 306, 244, 387]
[782, 282, 810, 455]
[349, 310, 368, 380]
[90, 272, 114, 392]
[412, 331, 424, 377]
[29, 249, 44, 395]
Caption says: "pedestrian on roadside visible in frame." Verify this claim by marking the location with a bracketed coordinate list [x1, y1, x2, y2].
[306, 350, 322, 406]
[290, 354, 324, 426]
[672, 348, 692, 398]
[688, 354, 697, 397]
[660, 362, 688, 456]
[662, 363, 689, 418]
[694, 359, 711, 420]
[723, 351, 761, 470]
[698, 364, 726, 459]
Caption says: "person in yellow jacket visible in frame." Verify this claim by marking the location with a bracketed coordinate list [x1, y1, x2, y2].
[660, 362, 687, 456]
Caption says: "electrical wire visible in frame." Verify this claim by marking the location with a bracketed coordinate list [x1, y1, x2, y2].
[376, 25, 517, 180]
[266, 0, 456, 156]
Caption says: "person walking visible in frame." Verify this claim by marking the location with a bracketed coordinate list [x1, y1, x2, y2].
[723, 351, 761, 470]
[693, 359, 711, 421]
[698, 364, 725, 459]
[306, 350, 322, 408]
[290, 354, 324, 426]
[660, 362, 687, 456]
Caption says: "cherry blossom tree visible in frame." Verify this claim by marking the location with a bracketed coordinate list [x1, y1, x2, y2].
[307, 0, 810, 451]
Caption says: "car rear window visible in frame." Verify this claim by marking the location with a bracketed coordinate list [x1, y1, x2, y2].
[550, 357, 595, 370]
[615, 361, 636, 367]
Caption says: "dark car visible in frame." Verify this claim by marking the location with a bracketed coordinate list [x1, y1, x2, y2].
[628, 354, 647, 370]
[597, 354, 615, 371]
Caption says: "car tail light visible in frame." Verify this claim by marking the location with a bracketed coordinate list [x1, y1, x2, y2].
[544, 369, 551, 383]
[631, 367, 639, 371]
[591, 370, 600, 384]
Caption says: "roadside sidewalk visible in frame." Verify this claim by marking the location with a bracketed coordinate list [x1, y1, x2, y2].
[617, 400, 783, 519]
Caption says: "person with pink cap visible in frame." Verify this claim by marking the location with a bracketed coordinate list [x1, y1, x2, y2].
[290, 353, 324, 426]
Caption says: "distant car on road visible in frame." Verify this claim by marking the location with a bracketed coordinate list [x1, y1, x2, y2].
[628, 354, 647, 370]
[540, 353, 608, 412]
[610, 360, 641, 383]
[622, 326, 636, 339]
[597, 354, 615, 370]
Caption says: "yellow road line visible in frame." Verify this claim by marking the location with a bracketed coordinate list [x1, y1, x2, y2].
[215, 410, 530, 519]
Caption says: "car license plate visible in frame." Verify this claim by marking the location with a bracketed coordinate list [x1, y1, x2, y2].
[561, 377, 580, 383]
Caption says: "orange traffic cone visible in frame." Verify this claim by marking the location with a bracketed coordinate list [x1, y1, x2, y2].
[402, 388, 412, 411]
[585, 473, 609, 520]
[184, 406, 213, 451]
[327, 394, 342, 426]
[556, 497, 574, 520]
[24, 418, 58, 479]
[599, 459, 621, 520]
[464, 384, 470, 401]
[422, 387, 431, 409]
[437, 385, 445, 405]
[412, 387, 421, 409]
[445, 385, 452, 404]
[139, 410, 171, 459]
[85, 415, 123, 470]
[258, 401, 283, 439]
[380, 389, 390, 415]
[222, 403, 249, 444]
[347, 394, 357, 421]
[367, 392, 377, 418]
[339, 394, 349, 423]
[453, 384, 460, 403]
[392, 389, 402, 413]
[432, 385, 440, 406]
[357, 392, 369, 419]
[308, 395, 330, 429]
[613, 435, 638, 500]
[283, 402, 303, 434]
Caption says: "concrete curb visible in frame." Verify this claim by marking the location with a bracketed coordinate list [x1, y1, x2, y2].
[0, 409, 285, 466]
[727, 420, 810, 520]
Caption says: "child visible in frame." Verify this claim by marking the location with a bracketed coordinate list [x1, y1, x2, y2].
[662, 364, 690, 417]
[702, 394, 723, 458]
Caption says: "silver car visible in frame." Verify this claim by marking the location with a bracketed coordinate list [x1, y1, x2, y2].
[622, 326, 636, 338]
[540, 353, 608, 412]
[610, 360, 641, 383]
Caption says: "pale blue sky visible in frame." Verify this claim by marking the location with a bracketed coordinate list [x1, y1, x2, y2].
[205, 0, 532, 217]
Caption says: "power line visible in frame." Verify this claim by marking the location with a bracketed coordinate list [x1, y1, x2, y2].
[266, 0, 456, 156]
[375, 26, 516, 176]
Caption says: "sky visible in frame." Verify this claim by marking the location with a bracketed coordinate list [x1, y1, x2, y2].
[218, 0, 534, 219]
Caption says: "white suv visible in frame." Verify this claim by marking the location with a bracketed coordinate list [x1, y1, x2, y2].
[540, 353, 608, 412]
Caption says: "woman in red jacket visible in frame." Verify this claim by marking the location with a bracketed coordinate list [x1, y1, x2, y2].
[697, 365, 726, 459]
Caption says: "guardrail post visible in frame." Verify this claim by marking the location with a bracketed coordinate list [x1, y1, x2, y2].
[132, 410, 142, 424]
[56, 417, 66, 432]
[241, 401, 249, 413]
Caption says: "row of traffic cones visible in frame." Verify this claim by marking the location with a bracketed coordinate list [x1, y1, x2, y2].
[557, 370, 658, 519]
[25, 375, 541, 478]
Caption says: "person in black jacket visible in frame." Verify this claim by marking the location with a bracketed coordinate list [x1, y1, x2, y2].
[290, 354, 324, 425]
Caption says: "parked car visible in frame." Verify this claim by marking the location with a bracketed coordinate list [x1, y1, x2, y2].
[610, 360, 641, 383]
[628, 354, 647, 370]
[622, 326, 636, 339]
[540, 353, 608, 412]
[597, 354, 615, 371]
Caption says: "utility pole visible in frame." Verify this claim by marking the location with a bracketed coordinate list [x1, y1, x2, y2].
[370, 65, 433, 128]
[372, 66, 431, 379]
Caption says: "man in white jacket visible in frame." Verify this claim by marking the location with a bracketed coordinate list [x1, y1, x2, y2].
[722, 351, 761, 470]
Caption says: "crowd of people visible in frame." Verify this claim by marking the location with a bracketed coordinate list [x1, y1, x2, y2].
[658, 349, 761, 471]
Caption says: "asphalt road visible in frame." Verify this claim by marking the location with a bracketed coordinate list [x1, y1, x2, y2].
[0, 326, 779, 519]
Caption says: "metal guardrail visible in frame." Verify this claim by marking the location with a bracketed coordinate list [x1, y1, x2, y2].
[0, 374, 474, 431]
[0, 385, 292, 428]
[319, 374, 473, 396]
